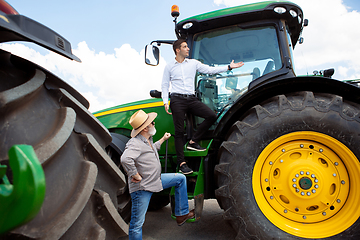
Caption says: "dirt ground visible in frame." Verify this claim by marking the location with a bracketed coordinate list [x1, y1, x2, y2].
[119, 199, 237, 240]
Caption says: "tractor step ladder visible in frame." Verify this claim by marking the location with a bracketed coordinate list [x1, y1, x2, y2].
[170, 140, 211, 222]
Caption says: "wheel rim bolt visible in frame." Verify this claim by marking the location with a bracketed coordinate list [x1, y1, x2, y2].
[315, 184, 319, 188]
[293, 184, 297, 188]
[296, 188, 300, 192]
[300, 144, 304, 148]
[269, 161, 273, 165]
[335, 162, 339, 166]
[333, 173, 337, 177]
[300, 171, 304, 175]
[284, 209, 287, 213]
[295, 208, 299, 212]
[322, 212, 326, 216]
[270, 196, 274, 199]
[295, 174, 299, 178]
[282, 149, 285, 152]
[303, 216, 306, 219]
[265, 178, 269, 182]
[311, 174, 315, 178]
[292, 178, 296, 182]
[312, 189, 316, 193]
[320, 148, 323, 152]
[306, 171, 310, 175]
[314, 179, 319, 183]
[341, 180, 345, 184]
[307, 192, 311, 196]
[301, 192, 305, 196]
[337, 199, 341, 203]
[280, 159, 283, 163]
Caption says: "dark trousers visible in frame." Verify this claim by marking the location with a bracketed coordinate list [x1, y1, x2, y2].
[170, 95, 217, 166]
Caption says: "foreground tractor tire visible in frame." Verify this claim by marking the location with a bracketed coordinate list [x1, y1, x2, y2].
[0, 50, 129, 239]
[215, 91, 360, 239]
[105, 133, 132, 224]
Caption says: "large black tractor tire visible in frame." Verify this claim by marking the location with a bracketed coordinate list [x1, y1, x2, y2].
[0, 50, 129, 239]
[105, 133, 132, 224]
[148, 195, 170, 211]
[215, 91, 360, 239]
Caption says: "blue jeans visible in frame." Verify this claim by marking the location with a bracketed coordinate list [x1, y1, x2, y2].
[128, 173, 189, 240]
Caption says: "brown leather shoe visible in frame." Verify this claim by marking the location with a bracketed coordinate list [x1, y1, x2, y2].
[176, 209, 195, 226]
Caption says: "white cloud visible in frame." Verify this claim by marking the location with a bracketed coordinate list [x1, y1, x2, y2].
[214, 0, 360, 80]
[0, 41, 166, 112]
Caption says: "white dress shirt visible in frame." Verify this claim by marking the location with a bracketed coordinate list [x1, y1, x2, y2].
[161, 58, 228, 104]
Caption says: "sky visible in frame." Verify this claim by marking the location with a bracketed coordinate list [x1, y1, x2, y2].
[1, 0, 360, 112]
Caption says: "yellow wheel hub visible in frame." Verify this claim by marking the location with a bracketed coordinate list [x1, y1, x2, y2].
[253, 131, 360, 239]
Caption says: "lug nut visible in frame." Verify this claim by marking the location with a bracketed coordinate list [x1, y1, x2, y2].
[311, 174, 315, 178]
[300, 171, 304, 175]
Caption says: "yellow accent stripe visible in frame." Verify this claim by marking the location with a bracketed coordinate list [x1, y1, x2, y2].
[94, 101, 165, 117]
[0, 15, 9, 23]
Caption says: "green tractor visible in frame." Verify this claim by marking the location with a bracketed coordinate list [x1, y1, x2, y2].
[94, 1, 360, 239]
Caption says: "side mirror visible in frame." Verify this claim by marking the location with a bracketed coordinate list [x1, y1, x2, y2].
[145, 45, 160, 66]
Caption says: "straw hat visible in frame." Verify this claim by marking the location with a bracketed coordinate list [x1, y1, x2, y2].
[129, 110, 157, 138]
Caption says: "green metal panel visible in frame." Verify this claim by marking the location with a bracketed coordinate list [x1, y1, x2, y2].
[94, 98, 176, 155]
[179, 1, 290, 23]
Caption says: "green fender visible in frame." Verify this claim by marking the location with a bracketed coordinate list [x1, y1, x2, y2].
[0, 145, 46, 235]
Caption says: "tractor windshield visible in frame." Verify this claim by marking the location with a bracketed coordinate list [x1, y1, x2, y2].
[193, 25, 281, 118]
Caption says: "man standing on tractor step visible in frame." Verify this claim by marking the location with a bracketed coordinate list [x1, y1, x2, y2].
[162, 39, 244, 175]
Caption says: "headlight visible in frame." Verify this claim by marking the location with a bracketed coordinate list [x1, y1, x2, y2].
[289, 9, 297, 17]
[274, 7, 286, 14]
[183, 22, 193, 29]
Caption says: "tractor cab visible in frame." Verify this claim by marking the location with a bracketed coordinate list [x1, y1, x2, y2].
[145, 1, 306, 121]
